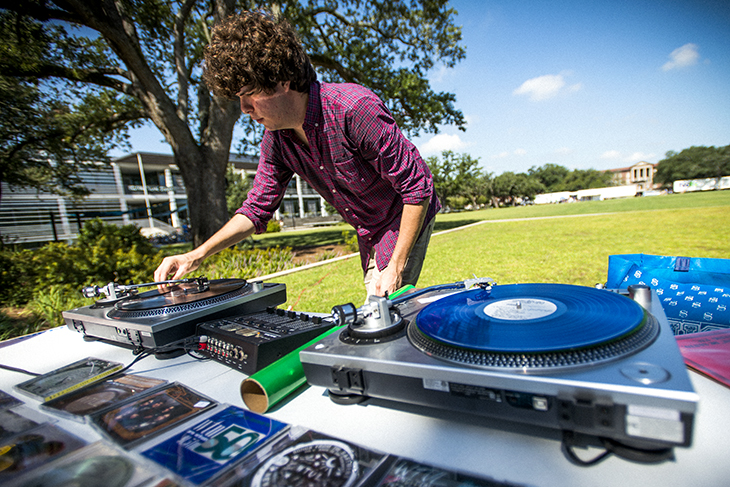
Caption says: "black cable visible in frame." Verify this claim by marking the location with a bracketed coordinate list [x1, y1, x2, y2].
[0, 363, 41, 376]
[561, 431, 612, 466]
[601, 437, 675, 464]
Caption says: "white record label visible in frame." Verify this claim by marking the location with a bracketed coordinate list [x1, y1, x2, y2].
[482, 299, 558, 321]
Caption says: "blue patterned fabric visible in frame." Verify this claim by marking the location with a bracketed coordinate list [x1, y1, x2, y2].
[606, 254, 730, 335]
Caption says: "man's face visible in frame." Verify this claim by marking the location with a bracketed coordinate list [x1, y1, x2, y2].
[237, 82, 297, 131]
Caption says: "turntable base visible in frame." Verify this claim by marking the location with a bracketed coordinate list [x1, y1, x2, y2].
[301, 283, 698, 452]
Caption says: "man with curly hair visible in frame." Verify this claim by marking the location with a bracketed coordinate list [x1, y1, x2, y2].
[155, 11, 440, 298]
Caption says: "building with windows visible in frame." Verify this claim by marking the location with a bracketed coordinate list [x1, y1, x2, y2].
[608, 161, 658, 192]
[0, 152, 331, 245]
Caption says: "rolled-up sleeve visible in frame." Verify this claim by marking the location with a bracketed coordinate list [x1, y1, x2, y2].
[235, 136, 294, 234]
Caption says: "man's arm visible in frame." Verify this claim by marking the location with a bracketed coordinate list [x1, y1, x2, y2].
[154, 214, 256, 282]
[374, 198, 429, 296]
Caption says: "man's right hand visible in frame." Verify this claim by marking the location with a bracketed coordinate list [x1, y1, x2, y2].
[154, 252, 201, 283]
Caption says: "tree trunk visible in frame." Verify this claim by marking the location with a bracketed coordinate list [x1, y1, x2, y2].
[172, 96, 240, 247]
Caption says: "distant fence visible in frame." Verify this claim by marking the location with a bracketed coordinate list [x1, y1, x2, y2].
[673, 176, 730, 193]
[534, 184, 640, 205]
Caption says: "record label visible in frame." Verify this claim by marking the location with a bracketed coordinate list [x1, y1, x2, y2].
[482, 299, 559, 321]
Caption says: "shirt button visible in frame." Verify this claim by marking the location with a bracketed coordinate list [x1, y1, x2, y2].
[331, 189, 337, 193]
[345, 208, 349, 212]
[319, 166, 324, 170]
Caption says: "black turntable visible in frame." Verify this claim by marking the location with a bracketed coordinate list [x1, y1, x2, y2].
[63, 278, 286, 350]
[300, 280, 698, 457]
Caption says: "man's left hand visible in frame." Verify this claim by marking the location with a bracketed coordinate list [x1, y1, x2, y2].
[375, 264, 403, 297]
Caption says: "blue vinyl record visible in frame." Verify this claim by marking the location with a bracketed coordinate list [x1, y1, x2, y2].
[414, 284, 646, 353]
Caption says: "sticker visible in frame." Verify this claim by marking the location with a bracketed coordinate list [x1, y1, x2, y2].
[626, 406, 684, 443]
[422, 378, 450, 392]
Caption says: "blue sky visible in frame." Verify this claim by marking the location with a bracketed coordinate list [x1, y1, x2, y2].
[118, 0, 730, 176]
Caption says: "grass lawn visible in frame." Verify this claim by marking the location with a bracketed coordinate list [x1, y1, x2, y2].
[265, 191, 730, 314]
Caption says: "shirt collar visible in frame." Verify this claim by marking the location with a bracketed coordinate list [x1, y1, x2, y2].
[302, 81, 322, 130]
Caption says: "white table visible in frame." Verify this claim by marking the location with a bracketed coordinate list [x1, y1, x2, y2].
[1, 326, 729, 487]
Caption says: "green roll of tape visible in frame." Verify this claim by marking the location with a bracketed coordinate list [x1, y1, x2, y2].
[240, 284, 416, 413]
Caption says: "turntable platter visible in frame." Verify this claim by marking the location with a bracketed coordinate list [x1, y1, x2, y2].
[115, 279, 249, 311]
[414, 284, 647, 353]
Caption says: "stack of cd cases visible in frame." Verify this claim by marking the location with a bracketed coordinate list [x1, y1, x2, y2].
[4, 357, 524, 487]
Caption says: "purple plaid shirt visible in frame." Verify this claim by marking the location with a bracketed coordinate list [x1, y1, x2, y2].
[237, 81, 440, 272]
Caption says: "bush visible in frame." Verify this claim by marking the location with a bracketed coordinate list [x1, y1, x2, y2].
[1, 219, 159, 309]
[266, 220, 282, 233]
[342, 230, 359, 253]
[197, 246, 297, 280]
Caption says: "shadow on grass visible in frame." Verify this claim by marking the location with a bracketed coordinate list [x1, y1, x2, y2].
[253, 228, 349, 249]
[251, 219, 483, 250]
[433, 219, 481, 232]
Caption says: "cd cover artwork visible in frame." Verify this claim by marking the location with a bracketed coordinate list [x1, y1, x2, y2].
[41, 375, 168, 422]
[0, 423, 85, 483]
[0, 409, 40, 443]
[0, 390, 23, 410]
[216, 427, 392, 487]
[141, 405, 288, 486]
[10, 441, 167, 487]
[371, 458, 525, 487]
[14, 357, 124, 402]
[91, 383, 216, 449]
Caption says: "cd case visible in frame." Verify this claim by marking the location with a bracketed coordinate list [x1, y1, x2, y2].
[370, 457, 525, 487]
[0, 422, 86, 483]
[0, 408, 41, 442]
[90, 382, 216, 449]
[7, 441, 170, 487]
[14, 357, 124, 402]
[41, 374, 168, 423]
[140, 404, 288, 486]
[0, 389, 23, 410]
[213, 427, 393, 487]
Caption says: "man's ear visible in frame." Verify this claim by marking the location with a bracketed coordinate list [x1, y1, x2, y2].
[281, 81, 291, 92]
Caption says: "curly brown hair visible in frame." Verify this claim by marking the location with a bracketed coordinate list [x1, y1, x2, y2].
[203, 11, 317, 99]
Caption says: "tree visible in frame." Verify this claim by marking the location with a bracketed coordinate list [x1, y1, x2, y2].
[491, 171, 545, 206]
[654, 145, 730, 187]
[426, 151, 488, 209]
[528, 163, 569, 192]
[560, 168, 614, 191]
[0, 1, 465, 247]
[225, 165, 251, 217]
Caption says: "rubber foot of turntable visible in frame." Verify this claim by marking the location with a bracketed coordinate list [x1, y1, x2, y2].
[328, 390, 369, 405]
[153, 348, 186, 360]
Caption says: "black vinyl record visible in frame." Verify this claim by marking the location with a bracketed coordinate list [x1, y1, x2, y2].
[115, 278, 248, 311]
[415, 284, 646, 353]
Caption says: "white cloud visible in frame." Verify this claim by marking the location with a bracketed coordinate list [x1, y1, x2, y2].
[418, 133, 467, 156]
[600, 150, 656, 163]
[491, 149, 526, 159]
[513, 73, 582, 101]
[625, 152, 656, 163]
[662, 43, 700, 71]
[601, 150, 622, 159]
